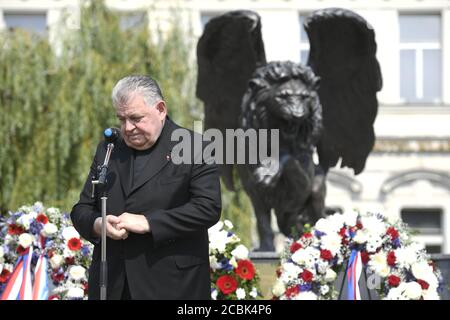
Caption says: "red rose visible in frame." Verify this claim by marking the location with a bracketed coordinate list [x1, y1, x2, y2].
[216, 275, 238, 295]
[387, 251, 396, 266]
[417, 279, 429, 290]
[82, 281, 89, 294]
[65, 257, 75, 265]
[388, 275, 401, 287]
[361, 251, 370, 265]
[48, 295, 60, 300]
[16, 245, 27, 256]
[386, 227, 399, 240]
[356, 222, 363, 230]
[36, 213, 49, 224]
[0, 269, 11, 283]
[51, 272, 65, 283]
[8, 224, 25, 235]
[302, 232, 313, 239]
[300, 269, 314, 282]
[285, 285, 299, 298]
[320, 249, 333, 261]
[290, 242, 302, 253]
[67, 237, 82, 251]
[339, 227, 347, 238]
[235, 260, 255, 280]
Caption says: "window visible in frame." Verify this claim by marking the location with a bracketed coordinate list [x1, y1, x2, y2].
[401, 208, 443, 253]
[3, 12, 47, 34]
[119, 11, 146, 30]
[399, 14, 442, 104]
[299, 14, 309, 64]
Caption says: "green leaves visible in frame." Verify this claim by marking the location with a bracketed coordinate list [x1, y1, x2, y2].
[0, 1, 197, 212]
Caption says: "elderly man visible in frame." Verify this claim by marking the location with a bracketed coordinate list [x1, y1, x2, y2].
[71, 75, 221, 299]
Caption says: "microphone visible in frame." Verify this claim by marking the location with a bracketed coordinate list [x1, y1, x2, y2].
[103, 127, 121, 143]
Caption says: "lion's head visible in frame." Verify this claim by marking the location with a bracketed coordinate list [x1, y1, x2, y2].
[241, 61, 323, 153]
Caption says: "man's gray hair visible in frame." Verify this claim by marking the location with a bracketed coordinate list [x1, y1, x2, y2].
[112, 75, 164, 108]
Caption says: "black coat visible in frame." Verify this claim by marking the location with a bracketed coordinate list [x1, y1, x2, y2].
[70, 118, 222, 299]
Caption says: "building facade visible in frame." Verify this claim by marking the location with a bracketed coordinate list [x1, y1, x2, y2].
[1, 0, 450, 253]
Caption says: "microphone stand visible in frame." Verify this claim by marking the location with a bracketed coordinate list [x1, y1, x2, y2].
[91, 142, 115, 300]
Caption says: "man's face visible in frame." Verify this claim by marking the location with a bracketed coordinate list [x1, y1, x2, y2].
[116, 93, 167, 150]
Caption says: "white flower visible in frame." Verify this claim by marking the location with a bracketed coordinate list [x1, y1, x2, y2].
[403, 282, 422, 300]
[280, 262, 302, 282]
[69, 265, 86, 281]
[317, 260, 329, 274]
[386, 287, 407, 300]
[250, 287, 258, 298]
[411, 261, 438, 288]
[272, 280, 285, 297]
[422, 288, 440, 300]
[46, 207, 59, 215]
[208, 221, 224, 235]
[315, 217, 341, 235]
[18, 233, 34, 248]
[395, 247, 418, 268]
[231, 244, 249, 260]
[62, 227, 80, 241]
[236, 288, 246, 300]
[353, 230, 368, 244]
[17, 214, 35, 229]
[366, 235, 383, 253]
[63, 248, 76, 258]
[360, 216, 386, 237]
[41, 223, 58, 237]
[369, 252, 389, 277]
[224, 220, 233, 229]
[291, 247, 319, 268]
[320, 233, 342, 255]
[211, 289, 218, 300]
[209, 230, 229, 253]
[293, 291, 317, 300]
[209, 255, 221, 270]
[324, 269, 337, 282]
[50, 254, 64, 269]
[4, 234, 13, 245]
[320, 285, 330, 295]
[0, 246, 4, 258]
[32, 201, 44, 213]
[342, 211, 358, 227]
[67, 287, 85, 299]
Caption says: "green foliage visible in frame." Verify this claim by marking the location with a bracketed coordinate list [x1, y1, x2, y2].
[0, 1, 253, 246]
[220, 170, 254, 248]
[0, 1, 197, 212]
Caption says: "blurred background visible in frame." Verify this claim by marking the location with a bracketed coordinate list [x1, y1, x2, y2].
[0, 0, 449, 257]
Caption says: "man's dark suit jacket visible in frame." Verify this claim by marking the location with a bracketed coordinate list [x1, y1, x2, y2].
[70, 117, 221, 299]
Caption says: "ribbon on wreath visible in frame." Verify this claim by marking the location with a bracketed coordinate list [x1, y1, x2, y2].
[346, 250, 362, 300]
[0, 245, 33, 300]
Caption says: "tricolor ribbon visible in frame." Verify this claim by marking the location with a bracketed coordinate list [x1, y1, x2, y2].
[32, 235, 49, 300]
[0, 245, 33, 300]
[347, 250, 362, 300]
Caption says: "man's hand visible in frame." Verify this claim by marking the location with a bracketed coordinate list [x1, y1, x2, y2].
[116, 212, 150, 234]
[93, 215, 129, 240]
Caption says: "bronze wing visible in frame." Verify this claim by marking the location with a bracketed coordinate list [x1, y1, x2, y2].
[196, 10, 267, 189]
[305, 8, 383, 174]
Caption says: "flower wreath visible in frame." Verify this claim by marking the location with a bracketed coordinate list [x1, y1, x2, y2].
[271, 210, 443, 300]
[0, 202, 92, 300]
[208, 220, 262, 300]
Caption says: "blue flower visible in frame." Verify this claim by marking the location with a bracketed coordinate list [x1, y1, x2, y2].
[300, 284, 312, 292]
[29, 220, 43, 235]
[81, 245, 90, 257]
[314, 230, 325, 238]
